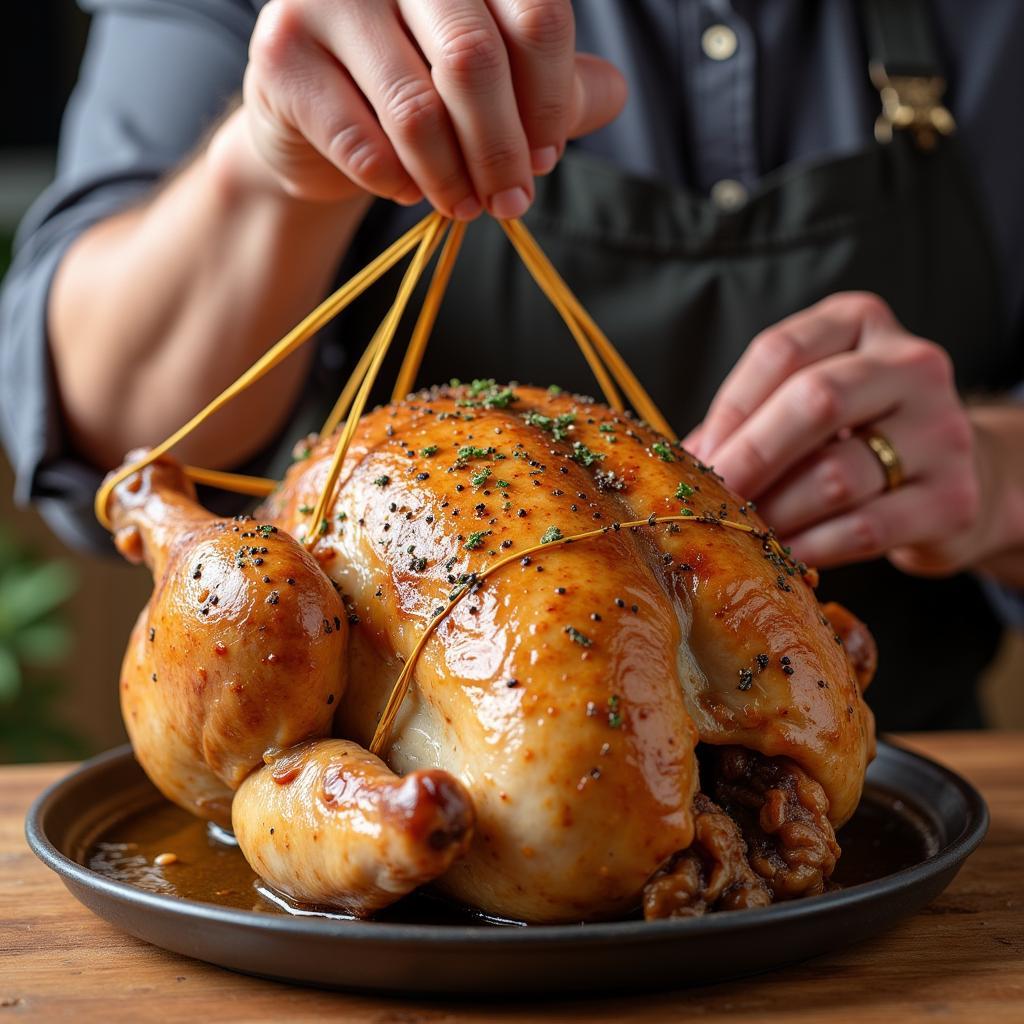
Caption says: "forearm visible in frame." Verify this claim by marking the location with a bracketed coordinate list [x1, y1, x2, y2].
[969, 403, 1024, 589]
[49, 107, 370, 471]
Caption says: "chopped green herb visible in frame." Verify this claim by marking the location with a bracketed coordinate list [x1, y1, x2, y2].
[482, 386, 517, 409]
[496, 479, 510, 489]
[420, 445, 439, 457]
[257, 524, 276, 538]
[524, 410, 576, 442]
[652, 441, 676, 462]
[470, 467, 491, 487]
[457, 445, 495, 462]
[465, 530, 491, 550]
[571, 441, 606, 467]
[298, 504, 314, 514]
[336, 511, 348, 522]
[373, 475, 390, 487]
[607, 695, 622, 728]
[675, 481, 694, 499]
[681, 508, 694, 516]
[456, 378, 520, 409]
[540, 525, 564, 544]
[599, 423, 616, 433]
[564, 625, 592, 647]
[318, 518, 329, 535]
[548, 384, 563, 395]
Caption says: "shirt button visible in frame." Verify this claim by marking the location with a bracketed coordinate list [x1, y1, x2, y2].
[710, 179, 748, 211]
[701, 24, 738, 61]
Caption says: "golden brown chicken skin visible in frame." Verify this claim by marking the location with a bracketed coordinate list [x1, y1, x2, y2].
[264, 404, 701, 922]
[262, 381, 873, 921]
[111, 455, 347, 826]
[528, 386, 876, 827]
[233, 739, 475, 915]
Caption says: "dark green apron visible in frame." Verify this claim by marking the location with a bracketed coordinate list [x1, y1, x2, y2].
[281, 0, 1015, 731]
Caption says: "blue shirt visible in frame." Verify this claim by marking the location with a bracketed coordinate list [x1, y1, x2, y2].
[2, 0, 1023, 552]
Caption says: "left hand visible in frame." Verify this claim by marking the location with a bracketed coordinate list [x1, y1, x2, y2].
[688, 292, 990, 576]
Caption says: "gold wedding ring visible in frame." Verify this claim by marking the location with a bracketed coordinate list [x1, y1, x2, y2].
[858, 429, 904, 491]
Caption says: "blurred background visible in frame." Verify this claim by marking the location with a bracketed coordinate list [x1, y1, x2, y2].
[1, 4, 1021, 763]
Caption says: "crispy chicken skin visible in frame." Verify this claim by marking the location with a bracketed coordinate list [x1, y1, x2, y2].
[258, 382, 874, 920]
[108, 383, 874, 921]
[233, 739, 475, 915]
[110, 455, 347, 826]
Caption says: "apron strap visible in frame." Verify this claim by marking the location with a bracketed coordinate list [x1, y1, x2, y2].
[860, 0, 955, 149]
[861, 0, 942, 77]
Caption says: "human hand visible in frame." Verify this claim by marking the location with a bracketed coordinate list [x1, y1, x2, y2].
[236, 0, 626, 214]
[688, 292, 993, 576]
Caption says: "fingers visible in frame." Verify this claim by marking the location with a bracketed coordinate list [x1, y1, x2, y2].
[312, 3, 480, 218]
[785, 477, 979, 570]
[485, 0, 575, 173]
[709, 349, 911, 499]
[568, 53, 628, 137]
[697, 293, 898, 461]
[756, 433, 891, 537]
[247, 4, 420, 203]
[398, 0, 535, 218]
[249, 0, 619, 214]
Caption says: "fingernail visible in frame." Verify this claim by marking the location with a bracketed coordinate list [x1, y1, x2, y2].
[489, 186, 531, 220]
[452, 195, 482, 221]
[394, 184, 424, 206]
[530, 145, 558, 175]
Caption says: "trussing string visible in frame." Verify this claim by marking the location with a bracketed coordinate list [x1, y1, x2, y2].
[368, 513, 791, 755]
[392, 220, 467, 403]
[499, 222, 624, 413]
[301, 213, 448, 545]
[182, 466, 277, 497]
[501, 219, 676, 440]
[94, 210, 441, 530]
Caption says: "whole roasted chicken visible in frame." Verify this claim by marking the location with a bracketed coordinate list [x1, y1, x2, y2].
[110, 382, 876, 923]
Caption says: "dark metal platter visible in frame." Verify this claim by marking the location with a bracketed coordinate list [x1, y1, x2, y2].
[26, 740, 987, 996]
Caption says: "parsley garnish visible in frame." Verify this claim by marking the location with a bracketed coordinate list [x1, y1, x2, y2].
[457, 445, 494, 462]
[298, 504, 314, 514]
[470, 467, 491, 487]
[571, 442, 606, 467]
[564, 625, 592, 647]
[373, 476, 390, 487]
[675, 481, 694, 499]
[540, 525, 564, 544]
[607, 695, 623, 728]
[465, 530, 491, 550]
[651, 442, 675, 462]
[420, 445, 439, 457]
[523, 410, 576, 442]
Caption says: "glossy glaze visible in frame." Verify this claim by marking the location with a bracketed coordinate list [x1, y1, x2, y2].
[233, 739, 474, 915]
[260, 383, 873, 921]
[110, 456, 347, 826]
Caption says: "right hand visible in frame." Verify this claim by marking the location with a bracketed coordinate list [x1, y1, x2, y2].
[239, 0, 627, 217]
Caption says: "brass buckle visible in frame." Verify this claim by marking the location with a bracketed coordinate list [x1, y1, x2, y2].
[869, 61, 956, 150]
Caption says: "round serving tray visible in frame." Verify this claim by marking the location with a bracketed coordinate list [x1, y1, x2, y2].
[26, 740, 987, 996]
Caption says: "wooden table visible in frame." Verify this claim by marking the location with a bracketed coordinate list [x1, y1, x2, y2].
[2, 733, 1022, 1023]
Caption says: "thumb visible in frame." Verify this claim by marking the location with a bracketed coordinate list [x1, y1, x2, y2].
[568, 54, 627, 139]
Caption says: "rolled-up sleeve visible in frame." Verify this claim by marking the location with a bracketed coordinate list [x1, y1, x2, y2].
[0, 0, 255, 550]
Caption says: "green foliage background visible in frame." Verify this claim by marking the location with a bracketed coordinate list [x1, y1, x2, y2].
[0, 527, 86, 761]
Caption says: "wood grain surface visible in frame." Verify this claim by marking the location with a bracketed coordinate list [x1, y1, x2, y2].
[1, 732, 1022, 1023]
